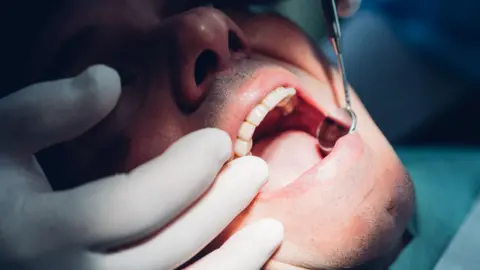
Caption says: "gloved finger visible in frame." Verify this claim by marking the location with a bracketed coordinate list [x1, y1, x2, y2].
[25, 250, 102, 270]
[187, 219, 284, 270]
[0, 65, 121, 154]
[3, 128, 233, 259]
[336, 0, 361, 17]
[28, 250, 135, 270]
[101, 156, 269, 270]
[34, 221, 281, 270]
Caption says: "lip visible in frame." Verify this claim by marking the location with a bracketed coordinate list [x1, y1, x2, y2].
[217, 65, 361, 199]
[218, 66, 334, 148]
[256, 131, 364, 201]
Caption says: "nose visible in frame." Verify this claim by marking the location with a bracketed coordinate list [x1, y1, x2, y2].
[161, 7, 249, 113]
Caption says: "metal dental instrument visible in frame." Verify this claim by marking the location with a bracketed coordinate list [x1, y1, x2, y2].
[322, 0, 356, 129]
[322, 0, 350, 106]
[316, 0, 357, 153]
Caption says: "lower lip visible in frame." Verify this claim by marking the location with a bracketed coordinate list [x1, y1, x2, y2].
[255, 132, 362, 201]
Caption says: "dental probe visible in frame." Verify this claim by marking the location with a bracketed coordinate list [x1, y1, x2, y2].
[322, 0, 349, 108]
[321, 0, 357, 132]
[316, 0, 358, 153]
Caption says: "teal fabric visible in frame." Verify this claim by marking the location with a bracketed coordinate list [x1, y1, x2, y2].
[390, 147, 480, 270]
[361, 0, 480, 83]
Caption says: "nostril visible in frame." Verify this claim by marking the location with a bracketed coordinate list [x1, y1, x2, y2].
[228, 31, 244, 52]
[194, 50, 218, 86]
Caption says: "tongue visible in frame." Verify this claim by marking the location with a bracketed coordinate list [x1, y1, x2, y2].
[251, 130, 322, 192]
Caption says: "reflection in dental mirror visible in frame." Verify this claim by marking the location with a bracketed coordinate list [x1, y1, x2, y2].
[316, 107, 357, 154]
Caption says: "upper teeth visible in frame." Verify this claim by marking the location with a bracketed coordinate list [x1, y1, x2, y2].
[234, 87, 297, 157]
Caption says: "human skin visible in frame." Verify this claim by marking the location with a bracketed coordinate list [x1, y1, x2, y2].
[4, 1, 415, 269]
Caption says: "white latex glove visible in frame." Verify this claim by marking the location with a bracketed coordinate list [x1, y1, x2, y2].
[0, 65, 284, 270]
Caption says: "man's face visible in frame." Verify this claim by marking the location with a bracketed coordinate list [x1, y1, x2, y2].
[16, 0, 414, 269]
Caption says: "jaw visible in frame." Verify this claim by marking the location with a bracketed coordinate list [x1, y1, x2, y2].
[184, 56, 415, 269]
[264, 229, 412, 270]
[210, 159, 413, 270]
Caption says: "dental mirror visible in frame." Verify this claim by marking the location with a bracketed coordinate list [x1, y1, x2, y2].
[316, 106, 357, 154]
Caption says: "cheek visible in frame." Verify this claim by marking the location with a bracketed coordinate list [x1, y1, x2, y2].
[210, 147, 411, 268]
[120, 83, 188, 169]
[232, 13, 332, 84]
[120, 85, 224, 170]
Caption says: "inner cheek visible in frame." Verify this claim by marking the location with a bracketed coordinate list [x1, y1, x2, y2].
[236, 16, 331, 83]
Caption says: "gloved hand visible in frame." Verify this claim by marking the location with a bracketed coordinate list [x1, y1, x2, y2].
[0, 65, 284, 270]
[335, 0, 362, 17]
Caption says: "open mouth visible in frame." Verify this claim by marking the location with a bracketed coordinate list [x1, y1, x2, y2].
[232, 82, 351, 193]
